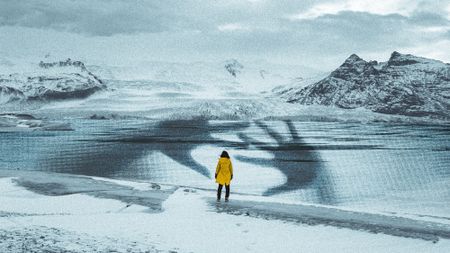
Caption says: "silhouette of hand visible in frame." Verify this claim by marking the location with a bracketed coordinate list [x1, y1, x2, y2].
[235, 120, 324, 197]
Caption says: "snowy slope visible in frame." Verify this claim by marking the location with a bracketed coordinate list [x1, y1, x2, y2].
[88, 59, 319, 93]
[278, 52, 450, 119]
[0, 86, 24, 104]
[0, 58, 106, 104]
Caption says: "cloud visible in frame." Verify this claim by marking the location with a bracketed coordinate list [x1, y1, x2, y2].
[0, 0, 449, 69]
[217, 23, 251, 32]
[0, 0, 175, 36]
[289, 0, 419, 20]
[0, 1, 317, 36]
[2, 0, 448, 37]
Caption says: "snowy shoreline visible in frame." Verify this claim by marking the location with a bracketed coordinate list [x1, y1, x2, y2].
[1, 169, 449, 253]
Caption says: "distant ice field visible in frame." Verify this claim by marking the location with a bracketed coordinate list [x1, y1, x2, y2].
[1, 118, 449, 218]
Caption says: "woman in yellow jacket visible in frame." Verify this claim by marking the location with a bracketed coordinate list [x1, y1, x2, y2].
[215, 150, 233, 201]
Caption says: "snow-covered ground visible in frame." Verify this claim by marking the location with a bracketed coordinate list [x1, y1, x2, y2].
[1, 170, 449, 253]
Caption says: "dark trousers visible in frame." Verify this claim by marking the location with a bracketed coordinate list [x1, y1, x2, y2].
[217, 184, 230, 200]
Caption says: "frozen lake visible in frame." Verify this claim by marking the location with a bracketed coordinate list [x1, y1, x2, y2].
[1, 119, 449, 217]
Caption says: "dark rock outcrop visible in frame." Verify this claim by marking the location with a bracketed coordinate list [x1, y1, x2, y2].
[224, 59, 244, 78]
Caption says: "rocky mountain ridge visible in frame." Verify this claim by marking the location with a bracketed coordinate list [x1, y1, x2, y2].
[0, 58, 105, 104]
[278, 52, 450, 118]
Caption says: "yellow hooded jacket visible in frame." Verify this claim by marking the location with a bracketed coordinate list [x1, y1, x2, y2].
[215, 157, 233, 186]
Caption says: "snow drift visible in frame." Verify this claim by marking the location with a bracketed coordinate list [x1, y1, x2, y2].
[0, 113, 72, 131]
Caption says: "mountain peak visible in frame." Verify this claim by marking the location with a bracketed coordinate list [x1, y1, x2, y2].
[387, 51, 430, 66]
[331, 54, 369, 78]
[390, 51, 402, 59]
[344, 54, 364, 63]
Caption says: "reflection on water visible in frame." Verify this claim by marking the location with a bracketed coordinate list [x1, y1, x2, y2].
[1, 119, 449, 215]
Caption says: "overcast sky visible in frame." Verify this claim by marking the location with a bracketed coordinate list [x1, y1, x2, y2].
[0, 0, 449, 71]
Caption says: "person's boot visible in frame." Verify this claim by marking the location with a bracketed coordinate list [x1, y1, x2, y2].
[225, 197, 229, 202]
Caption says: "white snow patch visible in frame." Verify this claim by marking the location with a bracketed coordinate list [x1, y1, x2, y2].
[1, 176, 449, 253]
[0, 178, 147, 215]
[89, 176, 173, 191]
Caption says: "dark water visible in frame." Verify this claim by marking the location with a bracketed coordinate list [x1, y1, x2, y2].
[1, 119, 449, 216]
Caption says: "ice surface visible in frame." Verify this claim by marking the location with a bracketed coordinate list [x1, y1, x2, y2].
[1, 119, 449, 218]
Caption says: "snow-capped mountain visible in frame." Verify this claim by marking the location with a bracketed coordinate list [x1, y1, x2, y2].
[0, 58, 106, 104]
[277, 52, 450, 118]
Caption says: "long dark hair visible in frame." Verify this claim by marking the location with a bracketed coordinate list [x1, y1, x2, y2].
[220, 150, 230, 158]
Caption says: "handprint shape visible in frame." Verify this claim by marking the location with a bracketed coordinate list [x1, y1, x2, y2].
[236, 120, 335, 204]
